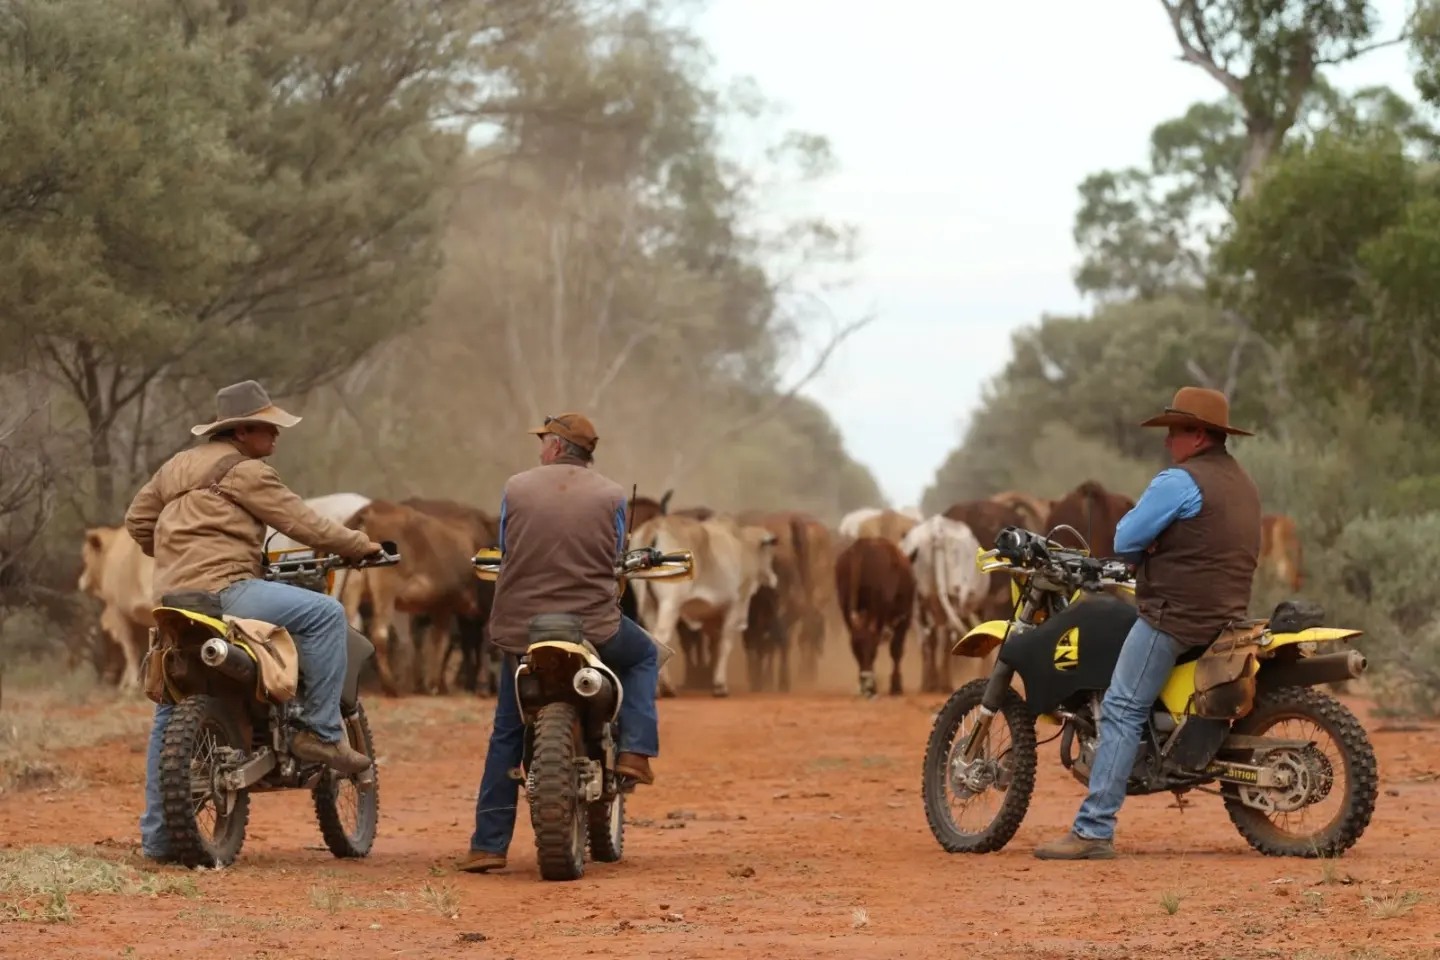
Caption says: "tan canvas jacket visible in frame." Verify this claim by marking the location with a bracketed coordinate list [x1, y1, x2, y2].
[124, 439, 372, 601]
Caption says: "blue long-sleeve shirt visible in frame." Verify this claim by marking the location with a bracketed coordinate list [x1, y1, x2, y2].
[1113, 468, 1203, 563]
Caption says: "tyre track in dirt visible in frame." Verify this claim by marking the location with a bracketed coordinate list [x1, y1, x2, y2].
[1, 692, 1439, 959]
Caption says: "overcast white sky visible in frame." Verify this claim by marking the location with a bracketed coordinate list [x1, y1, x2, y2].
[696, 0, 1420, 508]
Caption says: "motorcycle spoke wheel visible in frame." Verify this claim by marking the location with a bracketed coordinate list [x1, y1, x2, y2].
[159, 695, 250, 868]
[1223, 687, 1378, 858]
[921, 678, 1037, 854]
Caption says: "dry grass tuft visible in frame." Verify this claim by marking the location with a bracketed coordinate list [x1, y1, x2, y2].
[0, 847, 198, 924]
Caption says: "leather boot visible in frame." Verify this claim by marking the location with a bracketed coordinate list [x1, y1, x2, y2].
[456, 849, 507, 873]
[291, 729, 372, 775]
[1033, 831, 1116, 860]
[615, 752, 654, 785]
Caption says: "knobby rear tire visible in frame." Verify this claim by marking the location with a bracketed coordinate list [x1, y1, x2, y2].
[1223, 686, 1378, 858]
[587, 787, 625, 863]
[159, 694, 251, 868]
[313, 702, 380, 858]
[530, 702, 586, 881]
[922, 678, 1037, 854]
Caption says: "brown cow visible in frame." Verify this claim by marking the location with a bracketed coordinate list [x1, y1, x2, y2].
[342, 499, 485, 696]
[401, 497, 501, 695]
[1044, 481, 1136, 559]
[1260, 513, 1303, 592]
[855, 509, 919, 544]
[834, 537, 916, 698]
[737, 510, 837, 692]
[990, 490, 1053, 532]
[942, 499, 1026, 621]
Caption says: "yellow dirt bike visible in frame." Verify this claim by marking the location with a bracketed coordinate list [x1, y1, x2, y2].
[145, 542, 400, 867]
[473, 544, 692, 881]
[921, 525, 1378, 858]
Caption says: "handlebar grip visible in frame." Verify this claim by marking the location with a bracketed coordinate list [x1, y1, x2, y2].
[658, 553, 689, 564]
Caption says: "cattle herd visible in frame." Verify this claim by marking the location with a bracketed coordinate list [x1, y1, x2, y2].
[74, 482, 1306, 699]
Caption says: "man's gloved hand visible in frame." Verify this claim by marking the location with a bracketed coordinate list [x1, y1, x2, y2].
[363, 540, 385, 558]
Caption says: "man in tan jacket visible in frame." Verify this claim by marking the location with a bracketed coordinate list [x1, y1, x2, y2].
[125, 380, 382, 861]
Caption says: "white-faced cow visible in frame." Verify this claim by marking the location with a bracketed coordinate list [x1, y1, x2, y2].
[899, 515, 989, 693]
[630, 514, 779, 698]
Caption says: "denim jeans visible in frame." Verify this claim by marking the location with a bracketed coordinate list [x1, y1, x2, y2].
[1072, 617, 1184, 841]
[141, 577, 353, 857]
[470, 616, 660, 855]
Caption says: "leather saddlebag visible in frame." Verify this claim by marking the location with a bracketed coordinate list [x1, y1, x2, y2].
[1192, 620, 1268, 720]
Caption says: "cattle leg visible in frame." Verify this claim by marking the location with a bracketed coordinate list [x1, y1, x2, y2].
[713, 607, 747, 698]
[421, 612, 453, 696]
[100, 605, 142, 689]
[888, 610, 911, 697]
[851, 629, 879, 699]
[368, 611, 403, 698]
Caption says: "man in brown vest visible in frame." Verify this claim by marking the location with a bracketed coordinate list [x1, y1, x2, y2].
[1035, 387, 1262, 860]
[459, 413, 660, 874]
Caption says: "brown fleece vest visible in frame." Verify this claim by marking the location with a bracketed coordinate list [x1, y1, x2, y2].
[1135, 447, 1263, 648]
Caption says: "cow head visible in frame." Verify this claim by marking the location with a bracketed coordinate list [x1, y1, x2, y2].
[78, 527, 117, 595]
[741, 526, 781, 590]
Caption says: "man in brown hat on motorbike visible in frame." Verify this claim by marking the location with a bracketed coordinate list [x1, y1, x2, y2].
[459, 412, 661, 874]
[125, 380, 384, 861]
[1034, 386, 1262, 860]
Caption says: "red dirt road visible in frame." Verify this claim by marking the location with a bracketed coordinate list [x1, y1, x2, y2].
[2, 689, 1439, 960]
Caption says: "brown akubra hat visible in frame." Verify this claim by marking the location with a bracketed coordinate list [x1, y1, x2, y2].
[1139, 386, 1253, 436]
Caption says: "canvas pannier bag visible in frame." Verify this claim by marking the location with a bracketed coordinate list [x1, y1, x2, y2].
[224, 616, 301, 704]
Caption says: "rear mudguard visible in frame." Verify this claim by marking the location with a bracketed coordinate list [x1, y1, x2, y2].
[515, 640, 623, 726]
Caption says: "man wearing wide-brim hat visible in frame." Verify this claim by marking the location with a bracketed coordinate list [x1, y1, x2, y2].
[124, 380, 384, 862]
[1035, 386, 1262, 861]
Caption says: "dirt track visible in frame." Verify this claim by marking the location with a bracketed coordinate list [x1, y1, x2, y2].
[2, 684, 1439, 960]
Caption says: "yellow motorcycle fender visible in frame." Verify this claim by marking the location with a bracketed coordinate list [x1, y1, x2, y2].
[951, 621, 1009, 659]
[1157, 627, 1364, 721]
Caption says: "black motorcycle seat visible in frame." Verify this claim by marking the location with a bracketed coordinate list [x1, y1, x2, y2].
[160, 590, 224, 619]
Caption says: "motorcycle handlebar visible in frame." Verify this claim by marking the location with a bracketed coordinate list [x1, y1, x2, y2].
[265, 540, 401, 582]
[993, 526, 1133, 590]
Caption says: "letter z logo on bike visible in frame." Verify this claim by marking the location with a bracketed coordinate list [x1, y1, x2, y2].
[1052, 627, 1079, 671]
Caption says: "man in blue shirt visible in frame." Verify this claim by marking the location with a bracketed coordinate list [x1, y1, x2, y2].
[1035, 386, 1262, 860]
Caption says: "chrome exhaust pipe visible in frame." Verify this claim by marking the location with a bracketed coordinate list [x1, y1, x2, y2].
[201, 637, 229, 667]
[573, 667, 604, 698]
[201, 637, 257, 685]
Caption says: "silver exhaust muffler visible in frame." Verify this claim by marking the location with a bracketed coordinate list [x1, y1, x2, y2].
[573, 667, 605, 698]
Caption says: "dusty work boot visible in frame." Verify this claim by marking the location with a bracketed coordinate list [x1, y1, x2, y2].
[456, 849, 507, 873]
[290, 729, 372, 775]
[1033, 831, 1116, 860]
[615, 752, 655, 785]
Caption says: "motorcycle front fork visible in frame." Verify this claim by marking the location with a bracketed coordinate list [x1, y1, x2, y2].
[958, 661, 1017, 764]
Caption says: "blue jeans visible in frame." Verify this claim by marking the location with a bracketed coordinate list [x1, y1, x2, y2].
[1072, 617, 1184, 841]
[470, 616, 660, 855]
[141, 578, 353, 857]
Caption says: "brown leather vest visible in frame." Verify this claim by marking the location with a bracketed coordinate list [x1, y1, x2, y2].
[1135, 446, 1262, 648]
[485, 457, 626, 656]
